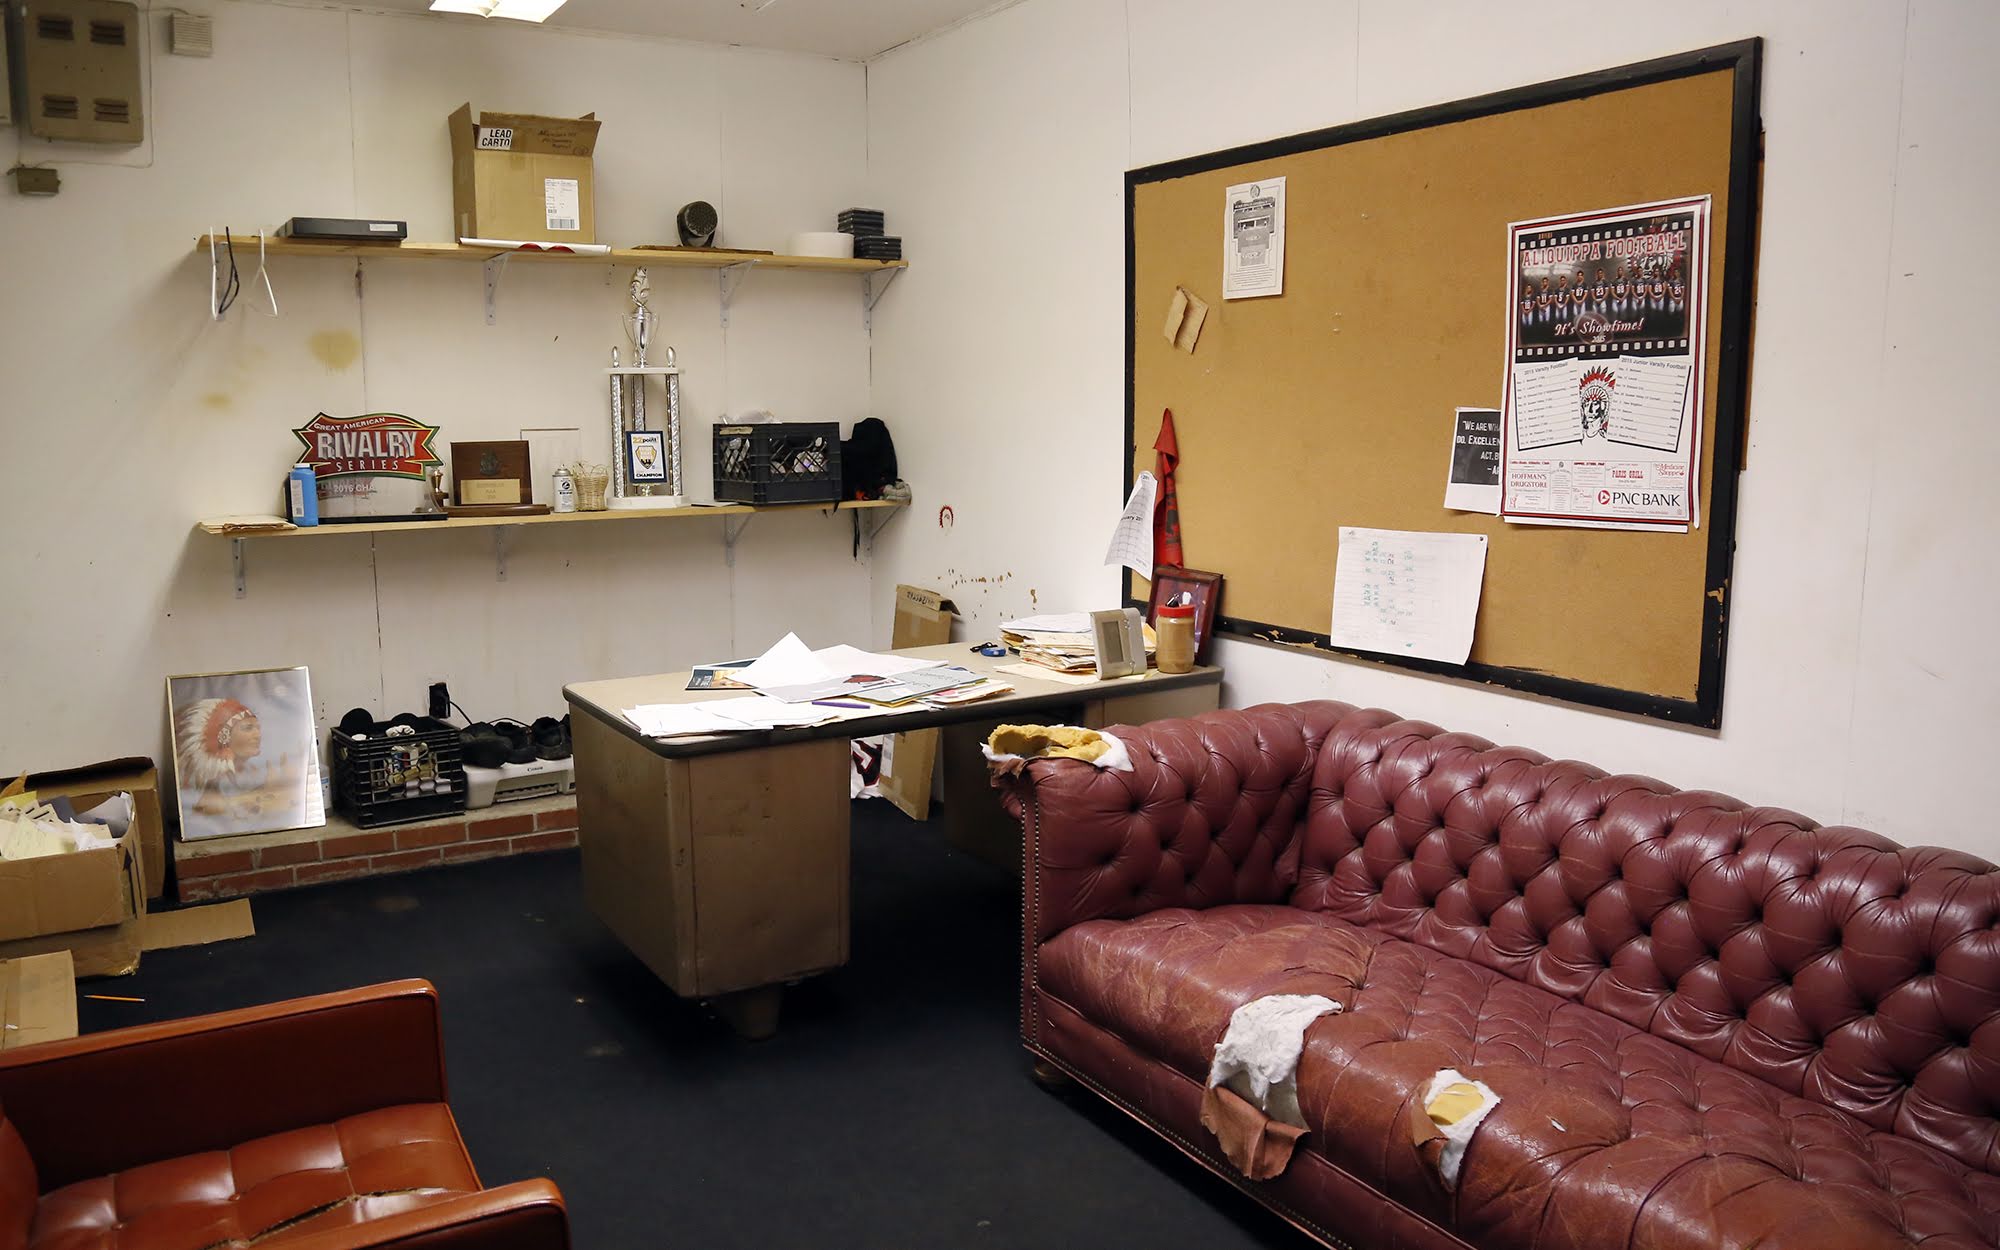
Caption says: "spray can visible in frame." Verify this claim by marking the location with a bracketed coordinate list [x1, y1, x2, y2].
[552, 466, 577, 513]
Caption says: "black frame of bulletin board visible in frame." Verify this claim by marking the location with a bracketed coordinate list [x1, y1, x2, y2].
[1123, 39, 1762, 729]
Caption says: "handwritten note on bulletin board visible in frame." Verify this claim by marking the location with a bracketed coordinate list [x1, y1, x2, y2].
[1330, 528, 1489, 665]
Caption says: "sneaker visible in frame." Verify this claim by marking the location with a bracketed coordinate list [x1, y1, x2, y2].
[531, 716, 571, 761]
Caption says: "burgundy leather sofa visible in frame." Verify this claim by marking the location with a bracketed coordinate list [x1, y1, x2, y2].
[1003, 702, 2000, 1250]
[0, 980, 569, 1250]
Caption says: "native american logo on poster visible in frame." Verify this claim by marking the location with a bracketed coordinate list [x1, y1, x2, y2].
[1513, 207, 1696, 361]
[1500, 197, 1710, 530]
[292, 412, 442, 480]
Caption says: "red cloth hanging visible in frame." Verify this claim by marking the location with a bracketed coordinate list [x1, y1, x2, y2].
[1153, 409, 1184, 569]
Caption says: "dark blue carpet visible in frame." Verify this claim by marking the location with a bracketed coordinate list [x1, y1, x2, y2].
[79, 802, 1294, 1249]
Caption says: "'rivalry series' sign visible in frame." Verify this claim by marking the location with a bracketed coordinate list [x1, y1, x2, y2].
[292, 412, 442, 480]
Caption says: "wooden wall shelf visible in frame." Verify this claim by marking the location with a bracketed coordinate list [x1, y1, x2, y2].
[199, 500, 906, 596]
[197, 499, 901, 539]
[194, 235, 906, 275]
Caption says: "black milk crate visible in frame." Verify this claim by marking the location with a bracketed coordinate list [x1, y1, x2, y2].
[712, 422, 843, 505]
[329, 718, 467, 828]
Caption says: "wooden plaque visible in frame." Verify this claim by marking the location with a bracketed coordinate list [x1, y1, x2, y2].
[451, 440, 532, 507]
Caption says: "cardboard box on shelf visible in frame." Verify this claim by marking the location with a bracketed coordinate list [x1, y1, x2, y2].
[0, 950, 78, 1050]
[879, 585, 959, 822]
[12, 758, 166, 900]
[448, 103, 600, 244]
[0, 825, 145, 977]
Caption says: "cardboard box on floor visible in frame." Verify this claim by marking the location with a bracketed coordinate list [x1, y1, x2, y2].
[1, 950, 78, 1050]
[878, 586, 959, 821]
[448, 103, 600, 244]
[14, 757, 166, 900]
[0, 823, 146, 977]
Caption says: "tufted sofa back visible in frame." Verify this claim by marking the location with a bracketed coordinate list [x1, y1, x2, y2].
[1287, 701, 2000, 1174]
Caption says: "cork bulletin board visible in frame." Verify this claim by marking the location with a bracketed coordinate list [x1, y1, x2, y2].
[1126, 41, 1762, 727]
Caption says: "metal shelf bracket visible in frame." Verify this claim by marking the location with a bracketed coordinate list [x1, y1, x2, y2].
[722, 513, 753, 567]
[232, 539, 247, 599]
[863, 267, 901, 333]
[483, 254, 508, 325]
[493, 528, 509, 581]
[858, 505, 899, 555]
[717, 262, 755, 330]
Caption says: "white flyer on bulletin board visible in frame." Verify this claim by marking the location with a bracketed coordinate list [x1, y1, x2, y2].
[1330, 528, 1488, 666]
[1500, 196, 1709, 531]
[1223, 176, 1285, 299]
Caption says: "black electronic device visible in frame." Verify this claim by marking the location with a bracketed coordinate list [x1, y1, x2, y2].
[277, 216, 410, 242]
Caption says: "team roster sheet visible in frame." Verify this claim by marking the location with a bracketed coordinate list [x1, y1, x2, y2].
[1500, 197, 1711, 531]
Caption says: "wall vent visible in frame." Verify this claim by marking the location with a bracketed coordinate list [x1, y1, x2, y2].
[41, 94, 80, 119]
[37, 14, 76, 39]
[88, 18, 126, 45]
[169, 12, 214, 56]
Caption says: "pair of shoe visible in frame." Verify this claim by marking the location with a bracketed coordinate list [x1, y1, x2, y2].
[461, 716, 570, 769]
[337, 708, 445, 740]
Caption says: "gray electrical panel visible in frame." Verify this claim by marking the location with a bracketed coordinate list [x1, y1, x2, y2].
[17, 0, 143, 145]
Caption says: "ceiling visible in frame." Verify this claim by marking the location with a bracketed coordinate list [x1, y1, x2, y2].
[352, 0, 1009, 60]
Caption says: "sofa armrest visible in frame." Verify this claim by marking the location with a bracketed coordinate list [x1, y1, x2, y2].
[272, 1180, 570, 1250]
[0, 979, 448, 1189]
[1013, 702, 1351, 943]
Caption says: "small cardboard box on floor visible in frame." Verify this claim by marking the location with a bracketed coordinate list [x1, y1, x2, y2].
[0, 822, 146, 977]
[0, 951, 79, 1050]
[1, 758, 257, 977]
[879, 585, 958, 821]
[18, 758, 166, 900]
[448, 103, 600, 244]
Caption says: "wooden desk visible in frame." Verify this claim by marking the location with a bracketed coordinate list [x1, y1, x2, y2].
[564, 645, 1221, 1036]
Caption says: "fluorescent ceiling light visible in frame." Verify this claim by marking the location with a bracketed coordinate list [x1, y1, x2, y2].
[428, 0, 567, 22]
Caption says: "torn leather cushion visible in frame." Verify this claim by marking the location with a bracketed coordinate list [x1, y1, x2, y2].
[1200, 1084, 1308, 1181]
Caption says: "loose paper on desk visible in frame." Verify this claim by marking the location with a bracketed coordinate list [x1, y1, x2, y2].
[1329, 528, 1488, 666]
[1103, 470, 1158, 578]
[622, 697, 869, 737]
[1001, 613, 1094, 635]
[735, 633, 826, 689]
[1224, 176, 1285, 300]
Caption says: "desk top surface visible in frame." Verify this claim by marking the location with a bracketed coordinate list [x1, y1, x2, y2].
[564, 643, 1221, 759]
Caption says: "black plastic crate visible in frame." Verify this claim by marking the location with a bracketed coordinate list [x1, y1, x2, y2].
[329, 718, 467, 828]
[713, 422, 843, 505]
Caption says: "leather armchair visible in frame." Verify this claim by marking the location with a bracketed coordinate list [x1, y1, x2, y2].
[0, 980, 568, 1250]
[1008, 702, 2000, 1250]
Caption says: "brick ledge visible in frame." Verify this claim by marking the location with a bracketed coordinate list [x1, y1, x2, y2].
[175, 795, 579, 902]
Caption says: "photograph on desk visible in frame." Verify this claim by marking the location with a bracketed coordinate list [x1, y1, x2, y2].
[1502, 197, 1709, 531]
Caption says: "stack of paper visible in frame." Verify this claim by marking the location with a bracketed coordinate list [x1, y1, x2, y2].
[622, 697, 869, 738]
[726, 634, 951, 704]
[1000, 615, 1157, 674]
[850, 666, 989, 707]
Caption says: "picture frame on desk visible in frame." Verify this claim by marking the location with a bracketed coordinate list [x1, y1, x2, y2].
[1146, 566, 1223, 662]
[624, 430, 668, 484]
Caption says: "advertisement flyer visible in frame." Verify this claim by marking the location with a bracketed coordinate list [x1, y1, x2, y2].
[1223, 176, 1286, 299]
[1500, 197, 1709, 530]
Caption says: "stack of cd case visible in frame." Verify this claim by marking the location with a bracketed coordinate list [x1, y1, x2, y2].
[839, 208, 900, 260]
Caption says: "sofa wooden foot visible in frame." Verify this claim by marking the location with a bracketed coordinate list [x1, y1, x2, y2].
[711, 986, 784, 1040]
[1030, 1058, 1073, 1090]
